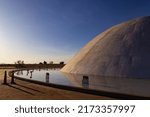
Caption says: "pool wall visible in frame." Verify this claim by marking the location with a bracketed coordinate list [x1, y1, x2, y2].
[8, 70, 150, 100]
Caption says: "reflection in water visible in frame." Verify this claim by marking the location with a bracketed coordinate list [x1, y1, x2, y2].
[15, 69, 72, 86]
[45, 72, 50, 83]
[21, 71, 23, 75]
[26, 70, 29, 76]
[82, 76, 89, 88]
[30, 70, 33, 78]
[16, 71, 20, 75]
[62, 72, 150, 97]
[14, 69, 150, 97]
[16, 70, 23, 75]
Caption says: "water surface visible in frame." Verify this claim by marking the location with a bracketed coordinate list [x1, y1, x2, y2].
[15, 69, 150, 97]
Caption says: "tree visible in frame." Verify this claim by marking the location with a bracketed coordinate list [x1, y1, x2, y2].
[60, 61, 64, 64]
[21, 61, 24, 64]
[43, 61, 47, 64]
[39, 62, 43, 64]
[15, 60, 25, 68]
[17, 60, 22, 64]
[49, 61, 53, 64]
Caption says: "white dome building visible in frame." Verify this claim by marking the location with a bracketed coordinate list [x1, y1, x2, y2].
[61, 16, 150, 79]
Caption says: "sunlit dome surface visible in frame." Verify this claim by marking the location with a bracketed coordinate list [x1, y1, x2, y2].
[61, 16, 150, 79]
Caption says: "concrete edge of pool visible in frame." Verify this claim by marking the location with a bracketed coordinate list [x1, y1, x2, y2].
[9, 70, 150, 100]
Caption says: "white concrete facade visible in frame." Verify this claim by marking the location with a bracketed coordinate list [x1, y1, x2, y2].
[61, 16, 150, 78]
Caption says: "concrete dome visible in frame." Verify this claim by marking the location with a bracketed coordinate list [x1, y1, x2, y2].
[61, 16, 150, 78]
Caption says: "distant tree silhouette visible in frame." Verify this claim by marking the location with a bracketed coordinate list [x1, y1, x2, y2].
[15, 60, 25, 68]
[60, 61, 64, 64]
[17, 60, 21, 64]
[39, 62, 43, 64]
[49, 61, 53, 64]
[21, 61, 24, 64]
[43, 61, 47, 64]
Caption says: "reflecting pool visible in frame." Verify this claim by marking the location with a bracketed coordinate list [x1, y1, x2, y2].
[14, 69, 73, 86]
[14, 69, 150, 97]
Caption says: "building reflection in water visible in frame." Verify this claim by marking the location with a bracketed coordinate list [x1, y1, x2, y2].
[14, 70, 150, 97]
[61, 72, 150, 97]
[82, 76, 89, 88]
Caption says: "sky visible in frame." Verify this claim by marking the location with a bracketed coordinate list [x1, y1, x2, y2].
[0, 0, 150, 64]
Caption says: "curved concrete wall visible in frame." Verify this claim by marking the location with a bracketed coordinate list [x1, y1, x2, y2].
[61, 16, 150, 78]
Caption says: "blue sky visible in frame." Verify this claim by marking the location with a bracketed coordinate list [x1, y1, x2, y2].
[0, 0, 150, 64]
